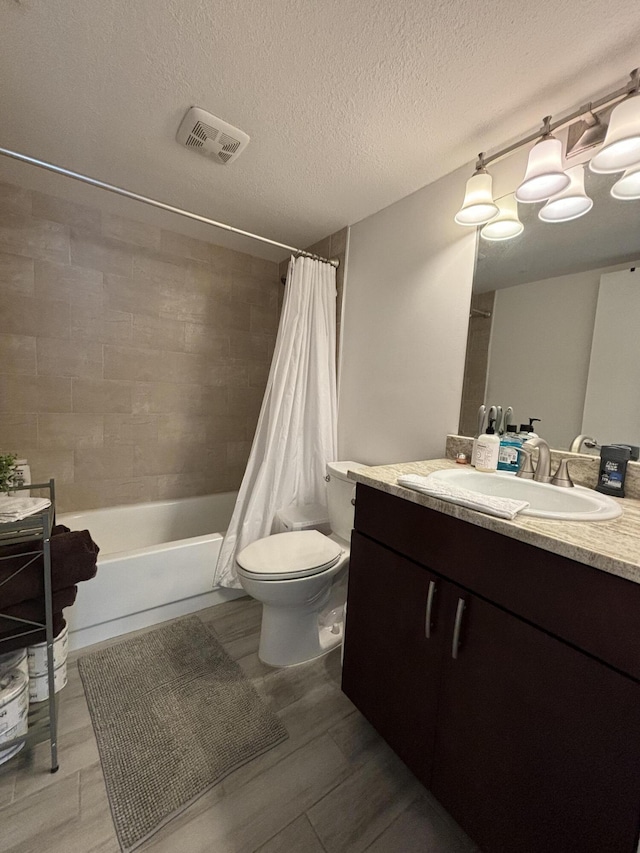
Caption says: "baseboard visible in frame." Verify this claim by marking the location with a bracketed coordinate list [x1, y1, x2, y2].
[68, 587, 246, 652]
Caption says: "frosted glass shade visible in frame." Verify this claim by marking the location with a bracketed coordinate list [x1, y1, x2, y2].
[610, 164, 640, 199]
[454, 171, 499, 226]
[590, 94, 640, 174]
[515, 137, 570, 203]
[481, 194, 524, 240]
[539, 164, 593, 222]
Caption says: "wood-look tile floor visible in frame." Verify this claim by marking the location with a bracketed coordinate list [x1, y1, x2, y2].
[0, 598, 478, 852]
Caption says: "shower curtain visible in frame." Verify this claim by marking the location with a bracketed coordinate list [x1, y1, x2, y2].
[213, 256, 338, 589]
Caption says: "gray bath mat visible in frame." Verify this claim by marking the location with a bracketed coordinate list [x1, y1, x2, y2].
[78, 616, 288, 852]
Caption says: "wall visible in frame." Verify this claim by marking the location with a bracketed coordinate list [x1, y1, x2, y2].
[0, 180, 280, 512]
[338, 165, 477, 464]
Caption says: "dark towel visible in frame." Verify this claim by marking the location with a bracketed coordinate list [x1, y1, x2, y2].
[0, 586, 77, 635]
[0, 614, 67, 655]
[0, 530, 98, 609]
[52, 524, 71, 536]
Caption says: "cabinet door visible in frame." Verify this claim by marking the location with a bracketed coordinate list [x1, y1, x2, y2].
[432, 587, 640, 853]
[342, 532, 447, 786]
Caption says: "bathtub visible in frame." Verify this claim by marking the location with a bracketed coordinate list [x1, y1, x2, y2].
[58, 492, 243, 650]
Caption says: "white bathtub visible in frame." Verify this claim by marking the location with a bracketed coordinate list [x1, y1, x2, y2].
[58, 493, 243, 650]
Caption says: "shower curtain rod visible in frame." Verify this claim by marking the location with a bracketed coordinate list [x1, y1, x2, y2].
[0, 146, 340, 268]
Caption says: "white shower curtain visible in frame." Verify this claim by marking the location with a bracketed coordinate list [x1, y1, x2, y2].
[213, 256, 338, 588]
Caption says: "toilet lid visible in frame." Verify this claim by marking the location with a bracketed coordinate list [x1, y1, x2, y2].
[236, 530, 343, 578]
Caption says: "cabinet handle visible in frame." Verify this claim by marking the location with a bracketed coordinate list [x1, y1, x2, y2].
[451, 597, 466, 659]
[425, 580, 437, 639]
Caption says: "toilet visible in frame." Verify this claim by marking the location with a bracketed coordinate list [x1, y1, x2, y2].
[236, 461, 361, 667]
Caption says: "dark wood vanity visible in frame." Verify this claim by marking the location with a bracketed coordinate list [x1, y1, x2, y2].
[342, 483, 640, 852]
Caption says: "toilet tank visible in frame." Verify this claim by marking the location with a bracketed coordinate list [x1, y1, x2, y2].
[326, 461, 363, 542]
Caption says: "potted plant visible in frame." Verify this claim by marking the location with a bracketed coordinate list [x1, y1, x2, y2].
[0, 453, 19, 496]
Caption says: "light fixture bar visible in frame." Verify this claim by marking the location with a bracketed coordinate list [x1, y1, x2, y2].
[482, 69, 639, 169]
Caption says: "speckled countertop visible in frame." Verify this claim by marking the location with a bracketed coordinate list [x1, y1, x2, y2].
[348, 459, 640, 585]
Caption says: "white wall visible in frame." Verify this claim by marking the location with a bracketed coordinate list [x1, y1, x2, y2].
[338, 166, 477, 464]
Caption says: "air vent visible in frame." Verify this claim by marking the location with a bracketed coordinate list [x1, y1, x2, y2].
[176, 107, 250, 165]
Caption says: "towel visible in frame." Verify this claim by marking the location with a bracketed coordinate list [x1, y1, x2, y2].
[397, 474, 529, 520]
[0, 496, 51, 522]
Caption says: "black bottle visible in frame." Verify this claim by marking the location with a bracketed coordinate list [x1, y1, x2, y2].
[595, 445, 631, 498]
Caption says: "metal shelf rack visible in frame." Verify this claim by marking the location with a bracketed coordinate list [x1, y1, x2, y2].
[0, 479, 59, 773]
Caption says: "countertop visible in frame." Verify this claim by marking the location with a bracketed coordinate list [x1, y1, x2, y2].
[348, 458, 640, 585]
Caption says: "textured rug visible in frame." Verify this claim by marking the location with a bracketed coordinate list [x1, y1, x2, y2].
[78, 616, 288, 852]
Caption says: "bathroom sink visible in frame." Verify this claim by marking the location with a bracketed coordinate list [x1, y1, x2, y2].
[428, 469, 622, 521]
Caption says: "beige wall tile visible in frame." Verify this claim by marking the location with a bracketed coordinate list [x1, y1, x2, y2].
[250, 303, 278, 334]
[160, 230, 210, 262]
[70, 230, 132, 277]
[72, 378, 132, 413]
[0, 375, 72, 413]
[228, 386, 264, 421]
[27, 449, 74, 485]
[38, 413, 103, 449]
[0, 413, 38, 450]
[133, 442, 205, 476]
[157, 413, 208, 444]
[70, 296, 132, 345]
[249, 361, 270, 388]
[184, 323, 230, 357]
[210, 244, 252, 273]
[131, 248, 186, 282]
[103, 413, 158, 445]
[132, 314, 185, 352]
[0, 251, 34, 296]
[37, 338, 103, 378]
[231, 272, 278, 308]
[201, 386, 228, 416]
[35, 259, 103, 300]
[250, 256, 279, 280]
[158, 288, 216, 324]
[209, 300, 252, 332]
[55, 476, 158, 512]
[227, 440, 252, 468]
[0, 333, 37, 375]
[32, 192, 101, 234]
[131, 382, 202, 414]
[0, 293, 69, 339]
[104, 271, 162, 316]
[208, 360, 249, 388]
[0, 181, 32, 215]
[156, 472, 210, 499]
[229, 331, 276, 361]
[74, 445, 134, 480]
[0, 211, 69, 264]
[207, 412, 248, 443]
[104, 344, 206, 384]
[102, 213, 160, 249]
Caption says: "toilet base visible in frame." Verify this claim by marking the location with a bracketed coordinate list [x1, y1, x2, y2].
[258, 604, 344, 667]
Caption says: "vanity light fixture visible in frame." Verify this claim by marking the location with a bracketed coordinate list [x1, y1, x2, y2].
[480, 193, 524, 240]
[454, 154, 500, 226]
[590, 70, 640, 174]
[515, 118, 570, 204]
[538, 164, 593, 223]
[610, 163, 640, 200]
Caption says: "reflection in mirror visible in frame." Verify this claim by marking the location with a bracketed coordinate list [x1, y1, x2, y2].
[459, 170, 640, 451]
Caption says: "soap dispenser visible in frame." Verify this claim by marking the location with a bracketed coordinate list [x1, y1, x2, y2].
[475, 420, 500, 473]
[519, 418, 541, 439]
[498, 425, 523, 473]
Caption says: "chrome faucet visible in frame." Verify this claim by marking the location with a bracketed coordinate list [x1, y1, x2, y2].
[518, 436, 574, 487]
[569, 434, 598, 454]
[521, 436, 552, 482]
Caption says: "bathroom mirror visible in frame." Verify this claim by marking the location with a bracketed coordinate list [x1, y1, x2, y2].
[459, 169, 640, 451]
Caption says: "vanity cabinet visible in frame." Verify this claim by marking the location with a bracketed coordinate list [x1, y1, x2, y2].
[342, 484, 640, 853]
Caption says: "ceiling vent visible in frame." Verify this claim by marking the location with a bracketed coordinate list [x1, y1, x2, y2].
[176, 107, 250, 165]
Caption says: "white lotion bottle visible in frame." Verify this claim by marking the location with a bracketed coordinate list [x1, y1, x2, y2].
[475, 421, 500, 473]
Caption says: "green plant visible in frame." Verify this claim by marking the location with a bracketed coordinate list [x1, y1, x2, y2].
[0, 453, 19, 494]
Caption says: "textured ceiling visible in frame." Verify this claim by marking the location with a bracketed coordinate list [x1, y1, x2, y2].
[1, 0, 640, 259]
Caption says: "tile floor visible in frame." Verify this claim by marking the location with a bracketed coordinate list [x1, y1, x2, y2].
[0, 598, 478, 852]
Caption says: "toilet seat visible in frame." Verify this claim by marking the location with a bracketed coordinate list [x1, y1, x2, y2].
[236, 530, 344, 581]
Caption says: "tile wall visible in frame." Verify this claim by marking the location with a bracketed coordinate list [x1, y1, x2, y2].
[0, 180, 281, 511]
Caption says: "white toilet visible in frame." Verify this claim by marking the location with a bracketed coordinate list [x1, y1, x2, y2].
[236, 461, 360, 667]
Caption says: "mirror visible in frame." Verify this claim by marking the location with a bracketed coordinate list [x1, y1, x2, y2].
[459, 169, 640, 451]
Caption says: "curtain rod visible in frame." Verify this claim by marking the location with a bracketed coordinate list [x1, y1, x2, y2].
[0, 146, 340, 268]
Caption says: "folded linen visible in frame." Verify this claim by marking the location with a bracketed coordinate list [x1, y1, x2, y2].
[397, 474, 529, 520]
[0, 497, 51, 522]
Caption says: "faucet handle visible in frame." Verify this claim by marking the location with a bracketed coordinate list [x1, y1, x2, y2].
[516, 447, 535, 480]
[551, 458, 574, 488]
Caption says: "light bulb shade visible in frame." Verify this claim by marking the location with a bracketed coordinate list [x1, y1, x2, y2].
[480, 194, 524, 241]
[589, 94, 640, 174]
[538, 164, 593, 223]
[454, 171, 499, 225]
[610, 163, 640, 199]
[515, 137, 570, 203]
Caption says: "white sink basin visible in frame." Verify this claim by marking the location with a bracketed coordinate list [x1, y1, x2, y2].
[428, 469, 622, 521]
